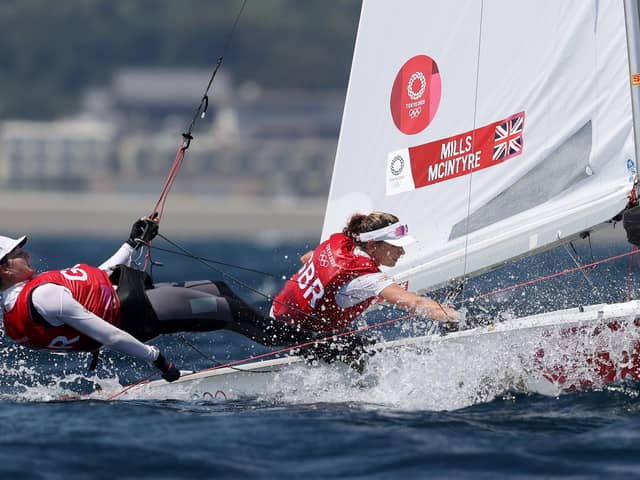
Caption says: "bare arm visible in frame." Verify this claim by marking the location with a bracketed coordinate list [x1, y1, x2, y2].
[300, 251, 313, 264]
[379, 283, 459, 322]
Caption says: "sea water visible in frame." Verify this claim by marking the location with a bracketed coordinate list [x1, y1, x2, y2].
[2, 235, 640, 479]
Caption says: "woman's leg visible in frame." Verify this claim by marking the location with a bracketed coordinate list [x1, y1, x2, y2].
[147, 280, 374, 370]
[160, 280, 242, 299]
[146, 282, 228, 333]
[146, 281, 312, 346]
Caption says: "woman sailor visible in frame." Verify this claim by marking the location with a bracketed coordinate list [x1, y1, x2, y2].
[269, 211, 459, 366]
[0, 218, 282, 383]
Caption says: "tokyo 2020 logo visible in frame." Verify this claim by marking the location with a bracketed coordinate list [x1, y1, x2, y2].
[390, 55, 441, 135]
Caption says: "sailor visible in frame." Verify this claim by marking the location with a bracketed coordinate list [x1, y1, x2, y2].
[269, 211, 460, 368]
[0, 217, 281, 383]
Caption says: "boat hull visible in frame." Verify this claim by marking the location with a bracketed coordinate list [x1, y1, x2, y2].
[121, 300, 640, 401]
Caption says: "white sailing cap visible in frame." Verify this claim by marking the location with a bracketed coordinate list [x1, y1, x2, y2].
[0, 235, 27, 263]
[357, 222, 417, 247]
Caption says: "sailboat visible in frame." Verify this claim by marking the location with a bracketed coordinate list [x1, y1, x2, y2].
[126, 0, 640, 401]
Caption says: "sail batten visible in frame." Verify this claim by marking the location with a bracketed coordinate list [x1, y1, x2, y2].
[322, 0, 636, 293]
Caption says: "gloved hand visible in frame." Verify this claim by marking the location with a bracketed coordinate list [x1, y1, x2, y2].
[127, 216, 159, 249]
[153, 352, 180, 382]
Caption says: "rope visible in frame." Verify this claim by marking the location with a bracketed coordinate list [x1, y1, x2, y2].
[177, 334, 281, 374]
[152, 143, 187, 223]
[106, 374, 153, 401]
[147, 242, 287, 278]
[457, 0, 486, 303]
[141, 0, 247, 273]
[156, 233, 271, 294]
[563, 242, 596, 291]
[471, 249, 639, 302]
[150, 0, 248, 222]
[628, 245, 638, 301]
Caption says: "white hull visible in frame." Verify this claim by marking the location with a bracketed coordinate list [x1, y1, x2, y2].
[118, 300, 640, 402]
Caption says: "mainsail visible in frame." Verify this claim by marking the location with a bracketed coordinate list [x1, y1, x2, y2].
[322, 0, 639, 294]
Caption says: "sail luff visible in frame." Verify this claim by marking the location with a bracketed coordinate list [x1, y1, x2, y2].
[624, 0, 640, 170]
[321, 1, 368, 238]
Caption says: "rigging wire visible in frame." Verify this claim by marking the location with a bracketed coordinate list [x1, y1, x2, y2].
[177, 335, 281, 374]
[563, 241, 597, 291]
[150, 0, 248, 223]
[628, 246, 635, 301]
[123, 0, 345, 324]
[142, 0, 247, 273]
[152, 235, 285, 280]
[153, 233, 278, 303]
[470, 248, 639, 302]
[455, 0, 486, 306]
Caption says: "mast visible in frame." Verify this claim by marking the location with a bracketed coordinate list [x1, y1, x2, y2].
[625, 0, 640, 174]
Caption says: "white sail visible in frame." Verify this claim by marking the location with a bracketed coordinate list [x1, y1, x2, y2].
[322, 0, 636, 293]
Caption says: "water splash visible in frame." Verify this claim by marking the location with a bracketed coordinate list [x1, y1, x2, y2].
[113, 311, 640, 411]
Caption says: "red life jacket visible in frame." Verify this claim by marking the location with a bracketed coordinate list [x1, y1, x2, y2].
[3, 264, 121, 352]
[272, 233, 380, 332]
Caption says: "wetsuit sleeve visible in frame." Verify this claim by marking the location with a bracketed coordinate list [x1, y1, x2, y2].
[98, 243, 137, 273]
[31, 284, 159, 362]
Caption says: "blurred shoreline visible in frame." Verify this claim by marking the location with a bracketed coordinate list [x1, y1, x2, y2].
[0, 191, 326, 241]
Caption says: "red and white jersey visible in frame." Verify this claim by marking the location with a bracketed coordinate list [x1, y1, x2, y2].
[272, 233, 381, 332]
[3, 264, 121, 351]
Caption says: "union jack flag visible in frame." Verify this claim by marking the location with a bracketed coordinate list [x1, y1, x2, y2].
[492, 112, 524, 161]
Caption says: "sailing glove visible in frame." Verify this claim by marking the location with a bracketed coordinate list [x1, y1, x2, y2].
[127, 217, 159, 249]
[153, 352, 180, 382]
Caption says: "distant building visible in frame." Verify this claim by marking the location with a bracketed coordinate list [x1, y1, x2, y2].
[234, 85, 344, 138]
[83, 67, 233, 132]
[0, 119, 116, 191]
[113, 73, 342, 197]
[118, 133, 335, 197]
[0, 67, 342, 198]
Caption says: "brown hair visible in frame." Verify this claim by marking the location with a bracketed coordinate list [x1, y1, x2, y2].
[343, 211, 399, 248]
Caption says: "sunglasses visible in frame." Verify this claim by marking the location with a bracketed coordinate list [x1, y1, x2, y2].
[391, 224, 409, 238]
[357, 222, 410, 242]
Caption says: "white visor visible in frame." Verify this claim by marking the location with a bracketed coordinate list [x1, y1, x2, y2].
[356, 222, 417, 247]
[0, 235, 27, 263]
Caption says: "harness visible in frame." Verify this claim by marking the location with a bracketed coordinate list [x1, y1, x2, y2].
[110, 265, 159, 342]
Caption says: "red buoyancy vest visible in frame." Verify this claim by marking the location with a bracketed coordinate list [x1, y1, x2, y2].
[3, 264, 121, 352]
[272, 233, 381, 332]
